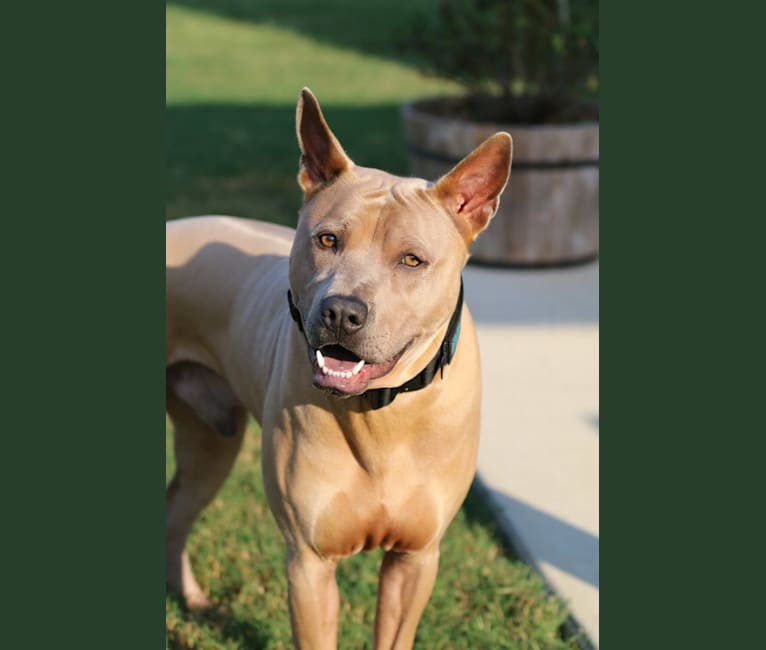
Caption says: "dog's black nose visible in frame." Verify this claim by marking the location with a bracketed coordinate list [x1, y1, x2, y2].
[321, 295, 368, 337]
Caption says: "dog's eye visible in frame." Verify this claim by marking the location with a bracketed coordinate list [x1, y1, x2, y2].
[317, 233, 338, 250]
[401, 254, 423, 268]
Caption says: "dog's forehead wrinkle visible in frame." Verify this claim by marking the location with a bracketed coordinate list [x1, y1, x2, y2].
[390, 178, 431, 203]
[352, 167, 430, 205]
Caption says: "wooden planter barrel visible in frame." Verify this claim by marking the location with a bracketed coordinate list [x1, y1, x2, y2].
[402, 98, 599, 266]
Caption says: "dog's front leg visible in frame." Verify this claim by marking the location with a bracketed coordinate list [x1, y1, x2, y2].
[286, 548, 340, 649]
[374, 546, 440, 650]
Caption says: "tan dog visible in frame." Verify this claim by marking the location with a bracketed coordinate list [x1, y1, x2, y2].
[166, 88, 512, 649]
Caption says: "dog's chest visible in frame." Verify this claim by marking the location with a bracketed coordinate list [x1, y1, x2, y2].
[311, 484, 440, 558]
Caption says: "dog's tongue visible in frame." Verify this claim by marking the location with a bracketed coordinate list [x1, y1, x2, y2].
[323, 357, 357, 373]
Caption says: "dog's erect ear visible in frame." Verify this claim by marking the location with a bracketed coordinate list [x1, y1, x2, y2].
[296, 87, 353, 195]
[431, 132, 512, 241]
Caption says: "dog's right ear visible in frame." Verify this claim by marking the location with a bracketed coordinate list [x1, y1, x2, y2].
[296, 87, 353, 196]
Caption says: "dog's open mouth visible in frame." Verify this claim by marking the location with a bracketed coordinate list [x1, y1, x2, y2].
[310, 344, 404, 396]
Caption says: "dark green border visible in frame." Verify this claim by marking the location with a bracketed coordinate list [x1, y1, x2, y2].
[602, 2, 764, 648]
[3, 3, 164, 647]
[5, 1, 762, 647]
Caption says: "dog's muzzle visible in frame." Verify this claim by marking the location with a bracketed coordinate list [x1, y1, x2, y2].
[286, 280, 464, 408]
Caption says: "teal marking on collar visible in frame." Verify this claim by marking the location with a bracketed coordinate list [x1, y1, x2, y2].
[450, 320, 462, 358]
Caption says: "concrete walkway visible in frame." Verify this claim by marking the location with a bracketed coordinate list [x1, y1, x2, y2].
[463, 261, 599, 647]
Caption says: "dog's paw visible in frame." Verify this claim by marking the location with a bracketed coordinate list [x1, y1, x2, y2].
[185, 589, 212, 612]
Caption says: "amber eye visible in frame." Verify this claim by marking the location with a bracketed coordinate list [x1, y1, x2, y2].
[401, 254, 423, 268]
[317, 233, 338, 249]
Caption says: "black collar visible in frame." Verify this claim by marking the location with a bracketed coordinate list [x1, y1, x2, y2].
[287, 280, 464, 409]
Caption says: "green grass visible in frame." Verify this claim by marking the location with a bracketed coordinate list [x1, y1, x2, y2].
[166, 422, 580, 649]
[166, 0, 461, 223]
[167, 2, 579, 646]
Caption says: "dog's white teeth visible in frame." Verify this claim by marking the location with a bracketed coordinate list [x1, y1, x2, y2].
[318, 357, 356, 380]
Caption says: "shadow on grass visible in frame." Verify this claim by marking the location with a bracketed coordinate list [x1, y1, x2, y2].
[465, 479, 596, 648]
[168, 0, 432, 67]
[167, 592, 273, 649]
[461, 479, 523, 563]
[167, 102, 413, 223]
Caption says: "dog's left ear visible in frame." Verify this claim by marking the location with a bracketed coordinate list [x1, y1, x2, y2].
[296, 87, 353, 196]
[430, 132, 512, 242]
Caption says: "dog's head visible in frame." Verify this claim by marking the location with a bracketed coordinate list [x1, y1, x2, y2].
[288, 88, 512, 397]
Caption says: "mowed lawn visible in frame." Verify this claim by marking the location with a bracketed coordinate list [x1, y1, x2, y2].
[166, 2, 579, 648]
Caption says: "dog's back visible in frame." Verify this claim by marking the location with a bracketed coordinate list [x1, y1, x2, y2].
[166, 216, 293, 367]
[166, 216, 296, 423]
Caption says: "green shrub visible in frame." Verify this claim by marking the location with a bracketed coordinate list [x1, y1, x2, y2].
[408, 0, 598, 123]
